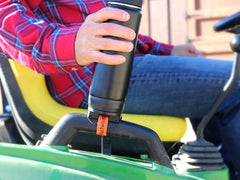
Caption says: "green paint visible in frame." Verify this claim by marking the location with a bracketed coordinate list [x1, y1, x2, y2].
[0, 143, 229, 180]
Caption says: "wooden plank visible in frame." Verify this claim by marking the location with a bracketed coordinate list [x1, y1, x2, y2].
[194, 42, 232, 53]
[149, 0, 169, 43]
[139, 0, 150, 36]
[206, 53, 234, 61]
[169, 0, 187, 45]
[195, 0, 240, 10]
[187, 0, 196, 12]
[186, 0, 239, 60]
[188, 7, 239, 18]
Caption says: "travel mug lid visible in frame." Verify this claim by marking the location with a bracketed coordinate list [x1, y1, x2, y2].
[108, 0, 143, 9]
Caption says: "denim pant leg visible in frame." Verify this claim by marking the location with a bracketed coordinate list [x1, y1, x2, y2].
[124, 55, 240, 116]
[80, 54, 240, 177]
[124, 54, 240, 178]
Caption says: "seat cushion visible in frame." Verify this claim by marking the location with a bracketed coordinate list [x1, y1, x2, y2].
[10, 59, 187, 142]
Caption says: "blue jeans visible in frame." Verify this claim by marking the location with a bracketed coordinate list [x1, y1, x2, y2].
[81, 55, 240, 179]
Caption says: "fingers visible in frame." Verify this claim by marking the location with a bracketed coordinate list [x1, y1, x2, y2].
[83, 8, 135, 41]
[85, 36, 134, 52]
[171, 44, 203, 57]
[95, 23, 136, 41]
[77, 48, 126, 66]
[187, 44, 203, 57]
[75, 7, 136, 66]
[87, 7, 130, 23]
[80, 22, 135, 41]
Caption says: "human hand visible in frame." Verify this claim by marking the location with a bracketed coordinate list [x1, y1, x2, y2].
[170, 44, 203, 57]
[75, 7, 136, 66]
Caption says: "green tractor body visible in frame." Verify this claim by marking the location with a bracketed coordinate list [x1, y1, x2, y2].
[0, 143, 229, 180]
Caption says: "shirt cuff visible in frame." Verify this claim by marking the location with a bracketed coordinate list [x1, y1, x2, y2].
[154, 41, 174, 56]
[49, 26, 82, 73]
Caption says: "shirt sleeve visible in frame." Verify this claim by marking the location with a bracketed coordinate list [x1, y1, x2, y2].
[0, 0, 82, 75]
[135, 34, 174, 56]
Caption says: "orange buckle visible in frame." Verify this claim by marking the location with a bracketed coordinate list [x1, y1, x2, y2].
[96, 114, 109, 136]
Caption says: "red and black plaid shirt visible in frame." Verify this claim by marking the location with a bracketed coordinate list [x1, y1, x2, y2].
[0, 0, 173, 107]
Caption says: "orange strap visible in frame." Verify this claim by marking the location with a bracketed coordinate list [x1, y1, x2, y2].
[96, 114, 109, 136]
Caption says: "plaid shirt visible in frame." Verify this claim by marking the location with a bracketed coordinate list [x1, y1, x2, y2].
[0, 0, 173, 107]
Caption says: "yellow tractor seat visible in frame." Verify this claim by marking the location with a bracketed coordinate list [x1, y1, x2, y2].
[0, 56, 187, 153]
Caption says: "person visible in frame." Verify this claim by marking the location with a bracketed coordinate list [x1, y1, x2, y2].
[0, 1, 239, 179]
